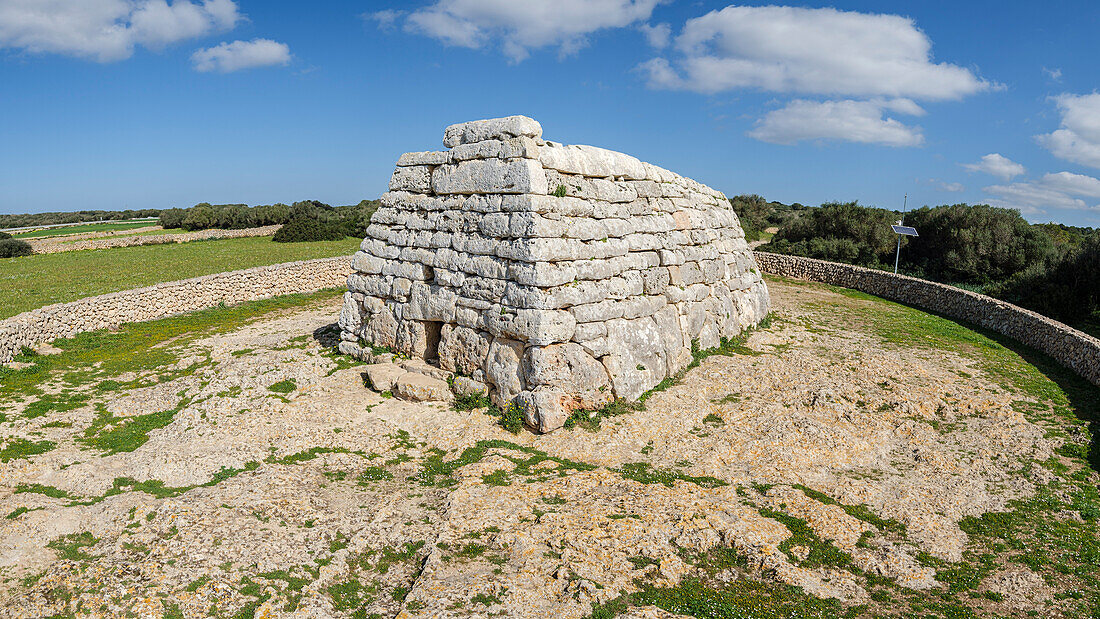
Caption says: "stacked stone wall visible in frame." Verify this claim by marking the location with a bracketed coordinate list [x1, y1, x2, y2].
[26, 225, 281, 254]
[339, 116, 769, 432]
[0, 256, 352, 364]
[755, 252, 1100, 387]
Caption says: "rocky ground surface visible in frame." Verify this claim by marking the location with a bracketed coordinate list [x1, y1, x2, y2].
[0, 279, 1096, 618]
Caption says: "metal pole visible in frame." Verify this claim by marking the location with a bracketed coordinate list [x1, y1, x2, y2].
[894, 193, 908, 274]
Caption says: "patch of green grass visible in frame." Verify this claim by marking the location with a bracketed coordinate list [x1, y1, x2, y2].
[268, 379, 297, 394]
[356, 466, 393, 485]
[0, 437, 56, 462]
[6, 506, 29, 519]
[452, 391, 492, 411]
[592, 577, 855, 619]
[416, 440, 595, 487]
[618, 462, 726, 489]
[501, 401, 524, 433]
[267, 446, 355, 465]
[0, 235, 359, 319]
[46, 531, 99, 561]
[481, 470, 511, 486]
[79, 399, 186, 455]
[19, 391, 90, 419]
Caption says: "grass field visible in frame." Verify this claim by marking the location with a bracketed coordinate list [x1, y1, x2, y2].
[11, 220, 160, 239]
[0, 235, 359, 319]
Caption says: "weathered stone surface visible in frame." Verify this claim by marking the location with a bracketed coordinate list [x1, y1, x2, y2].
[397, 150, 452, 166]
[522, 343, 612, 406]
[485, 338, 525, 406]
[364, 363, 406, 393]
[394, 372, 454, 402]
[600, 318, 667, 401]
[513, 387, 583, 434]
[443, 115, 543, 148]
[451, 376, 488, 397]
[389, 166, 432, 193]
[432, 158, 548, 196]
[398, 359, 453, 382]
[438, 325, 490, 374]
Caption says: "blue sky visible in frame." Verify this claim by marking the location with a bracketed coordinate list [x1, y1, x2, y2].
[2, 1, 1099, 227]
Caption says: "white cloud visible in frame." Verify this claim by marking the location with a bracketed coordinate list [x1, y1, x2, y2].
[642, 5, 992, 99]
[962, 153, 1026, 180]
[385, 0, 660, 62]
[1043, 67, 1062, 81]
[748, 98, 924, 147]
[368, 9, 404, 30]
[983, 171, 1100, 216]
[1037, 93, 1100, 169]
[1039, 171, 1100, 198]
[639, 22, 670, 49]
[938, 181, 965, 192]
[0, 0, 241, 62]
[191, 38, 290, 72]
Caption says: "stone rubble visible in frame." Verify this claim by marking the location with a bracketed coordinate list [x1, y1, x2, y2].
[340, 116, 769, 431]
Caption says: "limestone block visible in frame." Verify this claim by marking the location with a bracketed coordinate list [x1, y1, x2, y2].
[508, 262, 578, 287]
[389, 166, 432, 193]
[364, 363, 406, 392]
[402, 282, 457, 323]
[395, 373, 454, 402]
[365, 308, 398, 349]
[643, 267, 671, 295]
[600, 317, 667, 401]
[398, 359, 453, 382]
[397, 150, 452, 166]
[338, 292, 363, 335]
[513, 387, 596, 434]
[351, 252, 387, 274]
[452, 136, 539, 161]
[482, 308, 576, 346]
[591, 178, 638, 203]
[396, 320, 429, 357]
[485, 337, 525, 405]
[433, 158, 548, 195]
[522, 343, 613, 408]
[438, 325, 491, 374]
[452, 376, 488, 398]
[443, 115, 543, 148]
[538, 143, 647, 179]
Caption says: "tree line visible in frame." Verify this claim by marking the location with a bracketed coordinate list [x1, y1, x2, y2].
[159, 199, 380, 242]
[0, 209, 161, 229]
[732, 196, 1099, 326]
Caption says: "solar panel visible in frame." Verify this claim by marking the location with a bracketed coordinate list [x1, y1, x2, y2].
[891, 225, 919, 237]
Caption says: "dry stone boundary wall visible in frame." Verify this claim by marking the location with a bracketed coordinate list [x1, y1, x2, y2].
[0, 256, 352, 364]
[340, 115, 770, 432]
[754, 252, 1100, 387]
[27, 225, 281, 254]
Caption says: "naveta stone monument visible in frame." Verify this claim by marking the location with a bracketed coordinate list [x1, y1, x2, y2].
[339, 116, 769, 432]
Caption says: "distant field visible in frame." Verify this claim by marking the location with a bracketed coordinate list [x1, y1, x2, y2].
[0, 235, 359, 319]
[57, 227, 186, 243]
[11, 220, 159, 239]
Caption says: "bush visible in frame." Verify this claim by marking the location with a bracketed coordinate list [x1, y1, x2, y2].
[272, 217, 347, 243]
[0, 238, 33, 258]
[903, 204, 1057, 287]
[769, 201, 899, 268]
[0, 231, 11, 240]
[992, 231, 1100, 322]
